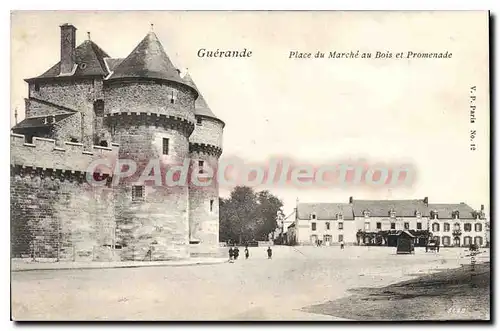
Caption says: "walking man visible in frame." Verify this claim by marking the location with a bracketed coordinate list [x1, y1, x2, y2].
[228, 246, 234, 262]
[267, 246, 273, 259]
[340, 240, 345, 250]
[244, 245, 249, 259]
[234, 246, 240, 260]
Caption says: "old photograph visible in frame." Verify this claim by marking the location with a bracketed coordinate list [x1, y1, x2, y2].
[10, 11, 490, 321]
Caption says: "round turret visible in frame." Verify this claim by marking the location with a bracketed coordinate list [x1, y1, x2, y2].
[183, 73, 224, 254]
[103, 32, 196, 261]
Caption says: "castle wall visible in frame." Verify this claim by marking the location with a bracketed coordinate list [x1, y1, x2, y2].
[24, 98, 73, 118]
[104, 81, 196, 122]
[11, 174, 115, 261]
[188, 151, 219, 254]
[190, 117, 224, 148]
[53, 113, 82, 145]
[11, 133, 118, 174]
[110, 114, 192, 261]
[28, 79, 101, 147]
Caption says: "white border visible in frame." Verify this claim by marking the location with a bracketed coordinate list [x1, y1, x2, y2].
[3, 1, 498, 330]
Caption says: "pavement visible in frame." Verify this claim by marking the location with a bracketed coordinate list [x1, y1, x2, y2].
[11, 246, 490, 321]
[11, 257, 228, 272]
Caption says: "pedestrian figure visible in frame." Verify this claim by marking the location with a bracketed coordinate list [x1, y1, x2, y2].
[244, 246, 249, 259]
[340, 240, 345, 250]
[267, 246, 272, 259]
[234, 246, 240, 260]
[228, 246, 234, 262]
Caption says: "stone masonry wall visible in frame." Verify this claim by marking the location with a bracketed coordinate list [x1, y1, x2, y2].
[188, 151, 219, 254]
[28, 79, 101, 148]
[104, 81, 196, 122]
[11, 173, 115, 261]
[190, 117, 223, 148]
[112, 118, 191, 261]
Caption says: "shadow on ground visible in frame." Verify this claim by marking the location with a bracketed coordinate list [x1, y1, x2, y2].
[302, 262, 490, 321]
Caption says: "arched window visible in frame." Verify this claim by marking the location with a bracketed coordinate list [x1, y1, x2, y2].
[442, 236, 451, 246]
[464, 223, 472, 232]
[432, 223, 440, 232]
[475, 223, 483, 232]
[463, 236, 472, 246]
[454, 223, 460, 231]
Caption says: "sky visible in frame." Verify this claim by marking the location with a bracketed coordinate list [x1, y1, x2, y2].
[10, 11, 490, 216]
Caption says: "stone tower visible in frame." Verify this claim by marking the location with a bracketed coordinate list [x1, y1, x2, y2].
[11, 24, 224, 261]
[104, 31, 198, 260]
[184, 74, 224, 255]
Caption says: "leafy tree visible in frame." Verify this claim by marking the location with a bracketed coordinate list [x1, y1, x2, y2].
[219, 186, 283, 244]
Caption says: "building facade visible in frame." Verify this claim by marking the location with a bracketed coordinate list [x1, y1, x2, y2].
[288, 197, 488, 247]
[11, 24, 224, 261]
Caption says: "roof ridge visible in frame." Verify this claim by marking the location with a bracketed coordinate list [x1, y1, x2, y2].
[27, 97, 78, 113]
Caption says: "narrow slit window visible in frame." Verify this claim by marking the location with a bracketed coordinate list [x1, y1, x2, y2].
[162, 138, 169, 155]
[198, 160, 204, 174]
[210, 199, 214, 212]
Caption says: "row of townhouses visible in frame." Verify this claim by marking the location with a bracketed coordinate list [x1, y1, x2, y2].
[285, 197, 489, 248]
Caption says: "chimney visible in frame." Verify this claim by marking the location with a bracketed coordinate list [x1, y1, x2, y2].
[423, 197, 428, 206]
[60, 24, 77, 75]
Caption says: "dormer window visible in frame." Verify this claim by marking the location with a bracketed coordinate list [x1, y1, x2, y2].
[311, 213, 316, 220]
[430, 210, 438, 220]
[452, 210, 460, 220]
[389, 208, 396, 218]
[337, 213, 343, 220]
[196, 117, 203, 126]
[363, 210, 370, 218]
[415, 210, 422, 218]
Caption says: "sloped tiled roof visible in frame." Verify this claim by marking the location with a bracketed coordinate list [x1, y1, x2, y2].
[352, 199, 429, 217]
[182, 73, 224, 125]
[107, 32, 193, 92]
[297, 203, 354, 220]
[26, 40, 110, 81]
[427, 203, 477, 219]
[12, 113, 76, 130]
[104, 58, 124, 73]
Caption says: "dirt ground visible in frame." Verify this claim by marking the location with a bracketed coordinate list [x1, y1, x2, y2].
[303, 262, 490, 321]
[11, 246, 490, 321]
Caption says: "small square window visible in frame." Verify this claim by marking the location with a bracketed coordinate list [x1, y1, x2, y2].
[311, 222, 316, 231]
[390, 222, 396, 230]
[417, 222, 422, 230]
[338, 222, 343, 230]
[196, 117, 203, 125]
[404, 222, 410, 230]
[162, 138, 169, 155]
[326, 222, 330, 230]
[132, 186, 144, 201]
[376, 222, 382, 230]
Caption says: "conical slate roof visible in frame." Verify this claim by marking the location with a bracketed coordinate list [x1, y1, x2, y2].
[108, 31, 191, 91]
[183, 73, 223, 124]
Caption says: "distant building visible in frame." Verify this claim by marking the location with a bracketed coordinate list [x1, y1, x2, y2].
[287, 197, 488, 247]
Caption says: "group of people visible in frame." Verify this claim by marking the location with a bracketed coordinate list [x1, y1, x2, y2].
[228, 245, 273, 262]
